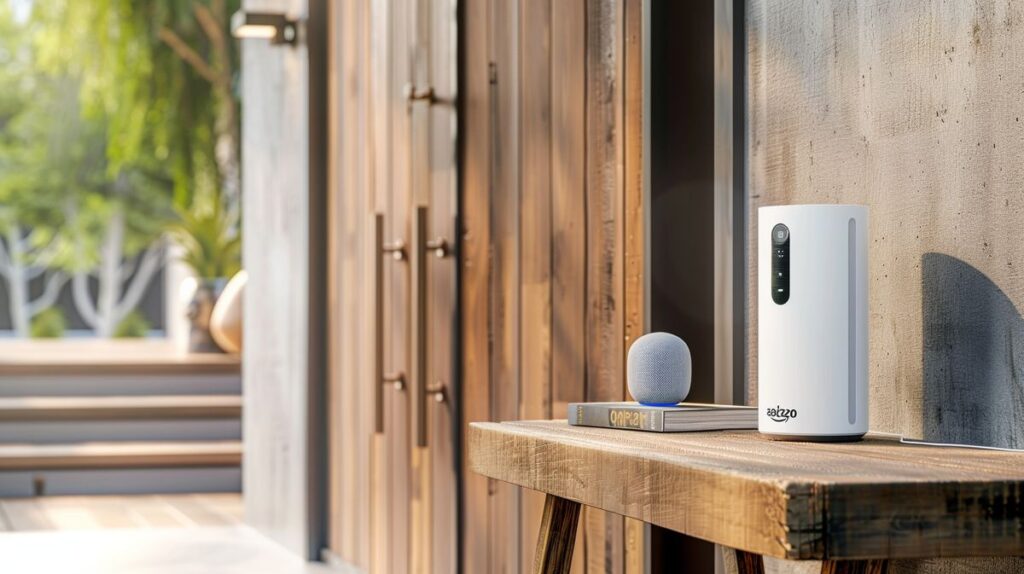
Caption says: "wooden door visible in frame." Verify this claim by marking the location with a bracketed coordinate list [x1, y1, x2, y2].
[379, 0, 413, 570]
[460, 0, 645, 572]
[412, 0, 460, 571]
[327, 0, 458, 571]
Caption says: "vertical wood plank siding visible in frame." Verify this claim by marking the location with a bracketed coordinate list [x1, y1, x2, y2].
[519, 0, 554, 569]
[459, 0, 494, 570]
[331, 0, 458, 569]
[384, 0, 413, 570]
[367, 0, 392, 568]
[488, 0, 523, 571]
[622, 0, 646, 569]
[329, 0, 373, 566]
[583, 0, 627, 571]
[550, 1, 589, 571]
[461, 0, 643, 571]
[331, 0, 644, 569]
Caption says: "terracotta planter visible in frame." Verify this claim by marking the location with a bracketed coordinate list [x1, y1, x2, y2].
[185, 278, 228, 353]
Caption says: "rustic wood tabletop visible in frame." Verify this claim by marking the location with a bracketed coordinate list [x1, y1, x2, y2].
[469, 420, 1024, 572]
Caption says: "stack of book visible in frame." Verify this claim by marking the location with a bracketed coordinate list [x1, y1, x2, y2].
[568, 402, 757, 433]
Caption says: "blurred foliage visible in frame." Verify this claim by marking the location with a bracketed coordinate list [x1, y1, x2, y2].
[0, 0, 240, 261]
[27, 0, 239, 209]
[114, 309, 151, 338]
[169, 189, 240, 279]
[0, 0, 241, 334]
[0, 1, 65, 239]
[30, 307, 66, 338]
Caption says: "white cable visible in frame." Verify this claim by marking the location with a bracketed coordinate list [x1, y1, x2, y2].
[871, 431, 1024, 453]
[898, 437, 1024, 453]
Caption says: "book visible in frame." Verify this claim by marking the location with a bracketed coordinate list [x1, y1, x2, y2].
[568, 402, 758, 433]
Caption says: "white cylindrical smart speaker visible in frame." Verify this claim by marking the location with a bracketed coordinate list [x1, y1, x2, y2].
[758, 204, 868, 441]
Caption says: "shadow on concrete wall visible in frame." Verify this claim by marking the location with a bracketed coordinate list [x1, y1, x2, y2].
[921, 253, 1024, 449]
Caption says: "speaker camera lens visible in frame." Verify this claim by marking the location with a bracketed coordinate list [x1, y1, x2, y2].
[772, 224, 789, 244]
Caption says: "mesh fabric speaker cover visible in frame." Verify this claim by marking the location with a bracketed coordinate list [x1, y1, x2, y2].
[626, 332, 691, 405]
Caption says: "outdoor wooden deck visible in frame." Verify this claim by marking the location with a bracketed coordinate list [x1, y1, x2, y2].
[0, 493, 242, 531]
[0, 340, 242, 496]
[0, 395, 242, 421]
[0, 494, 338, 573]
[0, 340, 239, 376]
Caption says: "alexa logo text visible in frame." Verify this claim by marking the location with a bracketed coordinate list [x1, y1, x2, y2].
[766, 406, 797, 423]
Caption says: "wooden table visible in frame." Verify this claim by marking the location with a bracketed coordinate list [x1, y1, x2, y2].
[468, 421, 1024, 574]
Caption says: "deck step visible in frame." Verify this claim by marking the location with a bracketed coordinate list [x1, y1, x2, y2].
[0, 467, 242, 497]
[0, 419, 241, 444]
[0, 341, 240, 398]
[0, 374, 241, 398]
[0, 340, 240, 377]
[0, 342, 243, 496]
[0, 396, 242, 421]
[0, 441, 242, 471]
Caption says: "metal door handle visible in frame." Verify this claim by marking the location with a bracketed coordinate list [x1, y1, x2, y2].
[383, 372, 406, 392]
[373, 214, 385, 432]
[381, 240, 406, 261]
[412, 207, 455, 446]
[425, 237, 451, 259]
[412, 206, 429, 447]
[404, 83, 435, 106]
[425, 382, 446, 403]
[404, 83, 455, 109]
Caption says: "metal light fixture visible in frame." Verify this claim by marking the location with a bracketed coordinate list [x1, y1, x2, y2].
[230, 11, 298, 45]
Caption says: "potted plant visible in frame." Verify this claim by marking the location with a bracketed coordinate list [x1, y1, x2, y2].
[168, 195, 240, 353]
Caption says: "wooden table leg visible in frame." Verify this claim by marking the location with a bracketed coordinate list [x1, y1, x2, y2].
[532, 494, 582, 574]
[821, 559, 889, 574]
[733, 549, 765, 574]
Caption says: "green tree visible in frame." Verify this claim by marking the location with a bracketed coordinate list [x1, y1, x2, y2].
[0, 2, 69, 336]
[30, 307, 67, 339]
[157, 0, 241, 219]
[1, 0, 240, 337]
[31, 0, 238, 210]
[14, 0, 174, 337]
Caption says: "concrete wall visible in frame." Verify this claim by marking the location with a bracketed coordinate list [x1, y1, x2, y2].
[241, 0, 327, 559]
[748, 1, 1024, 572]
